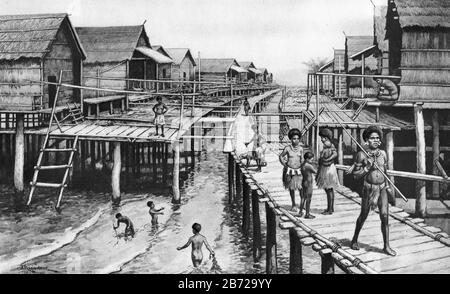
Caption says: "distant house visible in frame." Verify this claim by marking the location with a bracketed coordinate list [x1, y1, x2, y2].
[166, 48, 196, 81]
[318, 60, 334, 94]
[197, 58, 247, 83]
[0, 13, 86, 111]
[238, 62, 258, 82]
[152, 45, 173, 80]
[333, 49, 346, 96]
[345, 35, 378, 97]
[76, 25, 172, 97]
[257, 68, 269, 83]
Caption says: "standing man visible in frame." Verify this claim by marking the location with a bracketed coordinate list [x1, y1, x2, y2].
[153, 96, 168, 137]
[350, 125, 396, 256]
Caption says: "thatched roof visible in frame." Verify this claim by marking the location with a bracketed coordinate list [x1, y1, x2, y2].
[238, 61, 256, 69]
[166, 48, 196, 66]
[257, 68, 268, 75]
[394, 0, 450, 28]
[135, 47, 173, 64]
[152, 45, 172, 58]
[197, 58, 238, 73]
[318, 60, 334, 72]
[76, 25, 149, 64]
[0, 13, 86, 60]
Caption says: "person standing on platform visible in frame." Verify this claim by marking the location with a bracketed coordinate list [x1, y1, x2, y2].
[243, 97, 251, 116]
[316, 128, 340, 215]
[279, 128, 303, 213]
[153, 96, 168, 137]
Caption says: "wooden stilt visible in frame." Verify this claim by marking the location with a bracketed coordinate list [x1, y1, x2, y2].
[152, 143, 157, 184]
[111, 141, 121, 204]
[337, 129, 344, 184]
[172, 140, 181, 204]
[190, 127, 195, 168]
[385, 130, 395, 205]
[242, 178, 251, 236]
[251, 188, 262, 261]
[414, 104, 427, 217]
[235, 163, 242, 199]
[163, 143, 168, 186]
[432, 111, 440, 199]
[14, 114, 25, 199]
[265, 202, 277, 274]
[289, 228, 302, 274]
[321, 251, 335, 274]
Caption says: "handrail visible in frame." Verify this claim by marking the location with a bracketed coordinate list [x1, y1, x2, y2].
[315, 72, 401, 79]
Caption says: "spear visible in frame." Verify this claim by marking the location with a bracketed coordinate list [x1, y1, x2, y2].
[324, 104, 407, 202]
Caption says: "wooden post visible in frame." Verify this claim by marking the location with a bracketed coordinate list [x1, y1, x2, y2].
[432, 111, 440, 199]
[125, 59, 130, 110]
[251, 188, 262, 261]
[111, 142, 121, 204]
[14, 114, 24, 200]
[289, 228, 302, 274]
[163, 143, 168, 186]
[265, 202, 277, 274]
[172, 140, 181, 204]
[315, 75, 320, 157]
[337, 129, 344, 184]
[375, 107, 380, 122]
[242, 178, 251, 236]
[235, 163, 242, 200]
[321, 251, 335, 274]
[414, 104, 426, 217]
[361, 55, 365, 98]
[96, 69, 100, 98]
[228, 153, 235, 203]
[385, 130, 395, 205]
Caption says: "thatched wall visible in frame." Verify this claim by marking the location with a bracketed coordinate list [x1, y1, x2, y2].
[82, 63, 127, 98]
[43, 24, 79, 107]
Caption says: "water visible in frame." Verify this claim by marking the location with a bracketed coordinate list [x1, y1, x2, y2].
[0, 136, 324, 274]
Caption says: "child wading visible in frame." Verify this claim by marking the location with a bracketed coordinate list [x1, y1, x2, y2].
[300, 152, 318, 218]
[279, 128, 303, 213]
[316, 128, 340, 215]
[152, 96, 168, 137]
[177, 223, 215, 268]
[113, 213, 135, 237]
[147, 201, 164, 226]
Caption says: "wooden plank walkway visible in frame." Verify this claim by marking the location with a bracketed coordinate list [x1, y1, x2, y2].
[232, 91, 450, 274]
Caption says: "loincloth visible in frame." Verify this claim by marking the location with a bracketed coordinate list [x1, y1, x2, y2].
[363, 181, 387, 210]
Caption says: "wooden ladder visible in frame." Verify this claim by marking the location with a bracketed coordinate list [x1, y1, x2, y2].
[66, 103, 84, 124]
[27, 135, 79, 209]
[301, 107, 325, 137]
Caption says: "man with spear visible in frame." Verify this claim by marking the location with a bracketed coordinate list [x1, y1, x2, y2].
[348, 125, 397, 256]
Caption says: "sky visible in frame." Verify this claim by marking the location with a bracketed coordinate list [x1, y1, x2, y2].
[0, 0, 387, 86]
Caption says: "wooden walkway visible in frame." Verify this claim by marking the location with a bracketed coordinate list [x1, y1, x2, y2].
[231, 91, 450, 274]
[9, 89, 280, 144]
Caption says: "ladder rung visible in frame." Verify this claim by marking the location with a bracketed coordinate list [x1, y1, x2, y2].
[41, 148, 77, 152]
[35, 165, 71, 170]
[31, 182, 65, 188]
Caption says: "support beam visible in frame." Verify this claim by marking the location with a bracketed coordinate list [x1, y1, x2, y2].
[251, 188, 262, 261]
[385, 130, 395, 205]
[289, 228, 302, 274]
[172, 140, 181, 204]
[432, 111, 440, 199]
[265, 202, 277, 274]
[111, 141, 121, 204]
[414, 104, 426, 217]
[14, 114, 24, 201]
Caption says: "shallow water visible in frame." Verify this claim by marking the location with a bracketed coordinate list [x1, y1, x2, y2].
[0, 133, 323, 274]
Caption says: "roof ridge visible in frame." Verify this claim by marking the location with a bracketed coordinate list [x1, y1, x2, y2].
[0, 13, 68, 20]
